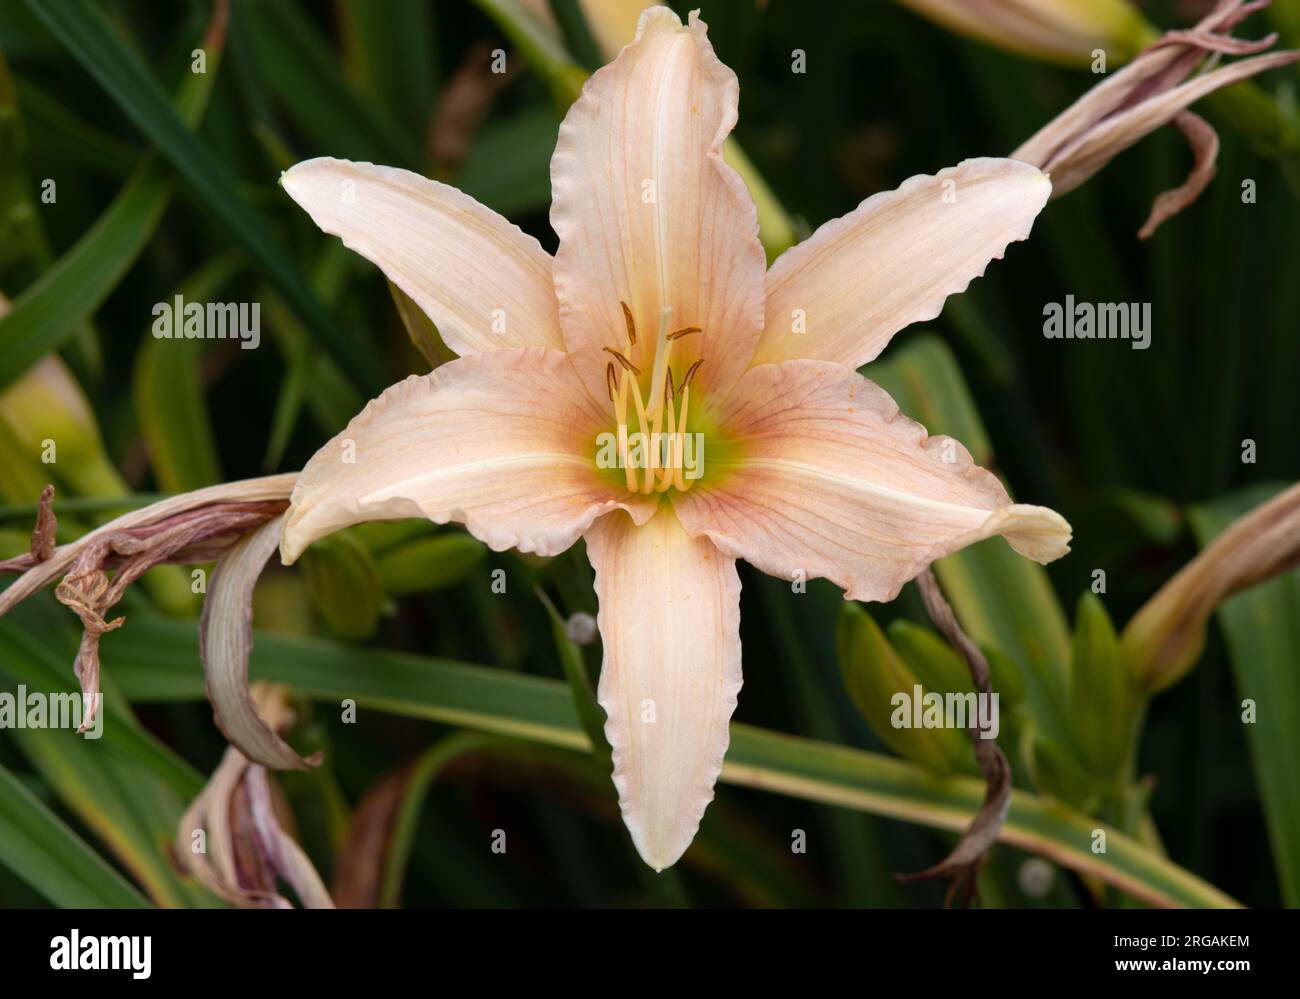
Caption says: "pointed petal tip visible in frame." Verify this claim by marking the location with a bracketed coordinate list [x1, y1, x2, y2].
[588, 509, 740, 875]
[991, 503, 1073, 564]
[624, 809, 698, 872]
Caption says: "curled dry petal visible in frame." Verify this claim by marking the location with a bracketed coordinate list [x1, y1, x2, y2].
[1122, 480, 1300, 691]
[1013, 0, 1300, 236]
[245, 765, 335, 908]
[1137, 111, 1218, 239]
[178, 745, 266, 907]
[202, 514, 320, 770]
[0, 477, 294, 732]
[0, 474, 297, 614]
[1027, 49, 1300, 201]
[674, 361, 1071, 603]
[29, 484, 56, 562]
[177, 684, 335, 909]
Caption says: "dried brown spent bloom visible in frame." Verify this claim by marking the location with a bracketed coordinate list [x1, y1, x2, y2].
[176, 683, 334, 909]
[1012, 0, 1300, 237]
[1123, 480, 1300, 691]
[0, 476, 295, 730]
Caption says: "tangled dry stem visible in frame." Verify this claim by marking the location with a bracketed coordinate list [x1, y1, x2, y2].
[896, 568, 1013, 908]
[1, 485, 288, 731]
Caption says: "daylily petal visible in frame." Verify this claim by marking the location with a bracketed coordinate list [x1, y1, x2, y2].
[752, 159, 1050, 370]
[280, 347, 654, 564]
[675, 360, 1070, 602]
[281, 157, 563, 356]
[549, 7, 766, 399]
[586, 505, 742, 871]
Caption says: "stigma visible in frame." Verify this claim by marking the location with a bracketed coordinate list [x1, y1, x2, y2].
[603, 303, 703, 494]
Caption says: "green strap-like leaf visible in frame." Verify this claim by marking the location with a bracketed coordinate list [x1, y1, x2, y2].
[132, 255, 241, 492]
[0, 608, 213, 907]
[23, 0, 386, 393]
[1190, 484, 1300, 907]
[0, 762, 151, 908]
[240, 0, 422, 167]
[870, 334, 1075, 746]
[0, 9, 222, 390]
[106, 617, 1238, 908]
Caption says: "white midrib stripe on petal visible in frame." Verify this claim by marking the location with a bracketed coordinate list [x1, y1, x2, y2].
[738, 457, 994, 523]
[650, 32, 690, 315]
[359, 453, 595, 503]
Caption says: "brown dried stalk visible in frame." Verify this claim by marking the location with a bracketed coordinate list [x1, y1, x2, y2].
[896, 568, 1012, 907]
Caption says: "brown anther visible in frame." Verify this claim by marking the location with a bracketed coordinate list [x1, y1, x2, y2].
[603, 347, 641, 375]
[665, 367, 676, 403]
[620, 301, 637, 347]
[667, 326, 701, 341]
[605, 361, 618, 402]
[680, 359, 704, 393]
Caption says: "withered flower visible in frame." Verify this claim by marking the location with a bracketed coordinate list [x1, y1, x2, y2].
[1122, 480, 1300, 691]
[1012, 0, 1300, 237]
[0, 476, 295, 729]
[176, 683, 334, 908]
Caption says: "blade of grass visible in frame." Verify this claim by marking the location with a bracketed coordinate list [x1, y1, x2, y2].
[0, 53, 103, 374]
[24, 0, 386, 392]
[0, 761, 151, 908]
[240, 0, 422, 167]
[0, 609, 213, 907]
[337, 0, 438, 134]
[107, 617, 1237, 907]
[0, 8, 225, 390]
[1189, 484, 1300, 906]
[132, 254, 242, 491]
[0, 601, 205, 802]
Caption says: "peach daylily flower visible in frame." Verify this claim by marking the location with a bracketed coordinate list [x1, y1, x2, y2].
[278, 7, 1071, 871]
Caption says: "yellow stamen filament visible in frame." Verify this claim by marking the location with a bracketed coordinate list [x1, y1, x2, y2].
[656, 394, 678, 492]
[627, 371, 651, 465]
[614, 370, 637, 493]
[642, 383, 665, 495]
[673, 386, 691, 492]
[601, 305, 703, 495]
